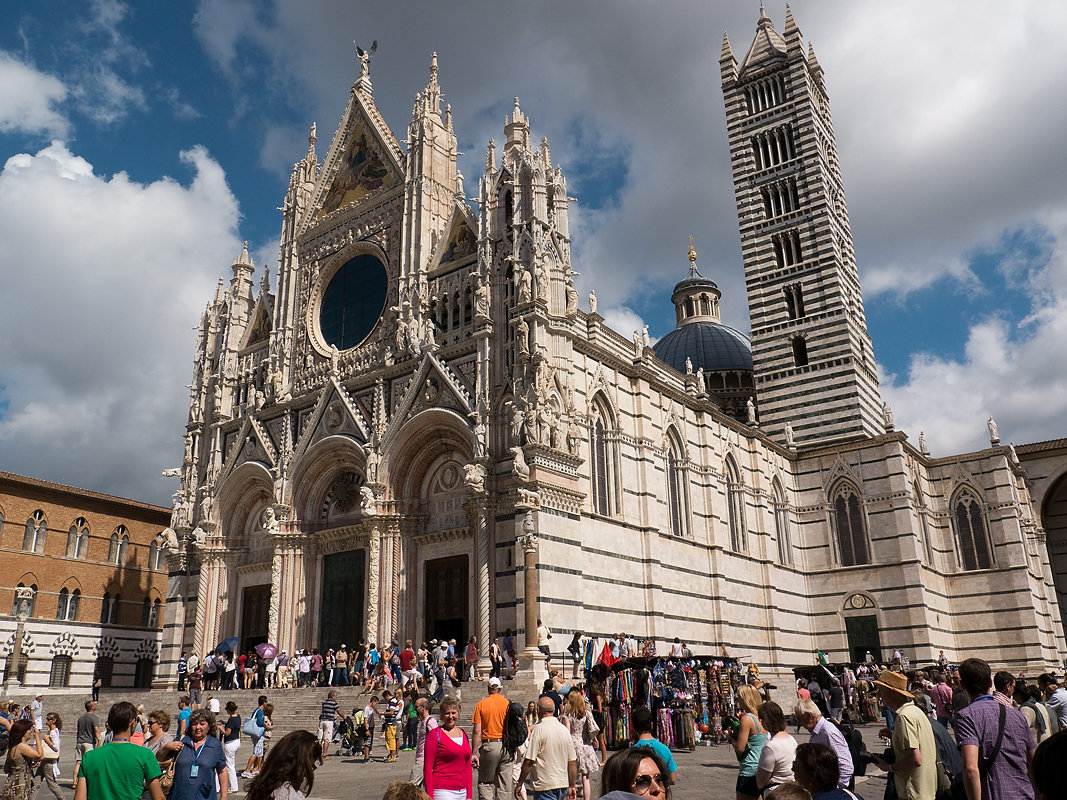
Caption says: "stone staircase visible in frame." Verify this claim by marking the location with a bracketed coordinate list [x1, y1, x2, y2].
[4, 678, 548, 739]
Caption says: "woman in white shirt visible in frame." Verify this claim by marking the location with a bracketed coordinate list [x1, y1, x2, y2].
[755, 701, 797, 795]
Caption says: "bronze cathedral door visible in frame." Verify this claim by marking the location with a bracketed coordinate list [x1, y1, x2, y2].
[424, 555, 468, 646]
[319, 550, 366, 650]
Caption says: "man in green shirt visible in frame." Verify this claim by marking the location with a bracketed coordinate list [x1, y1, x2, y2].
[75, 701, 163, 800]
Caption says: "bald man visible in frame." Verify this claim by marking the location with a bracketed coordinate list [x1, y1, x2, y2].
[515, 697, 577, 800]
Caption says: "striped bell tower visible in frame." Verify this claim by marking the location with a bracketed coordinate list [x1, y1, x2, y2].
[721, 6, 883, 446]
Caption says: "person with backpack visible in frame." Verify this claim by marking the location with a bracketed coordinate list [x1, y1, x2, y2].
[408, 697, 438, 787]
[473, 677, 513, 800]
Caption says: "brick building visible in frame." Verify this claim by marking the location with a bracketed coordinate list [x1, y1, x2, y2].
[0, 470, 170, 691]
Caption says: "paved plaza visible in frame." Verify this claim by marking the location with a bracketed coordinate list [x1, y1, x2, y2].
[46, 718, 890, 800]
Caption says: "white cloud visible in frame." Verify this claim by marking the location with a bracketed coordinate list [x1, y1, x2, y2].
[882, 215, 1067, 454]
[0, 141, 244, 504]
[0, 51, 69, 138]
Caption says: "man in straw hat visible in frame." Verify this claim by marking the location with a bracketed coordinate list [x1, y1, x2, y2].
[871, 669, 938, 800]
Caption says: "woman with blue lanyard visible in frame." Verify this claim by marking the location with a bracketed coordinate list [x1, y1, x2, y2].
[158, 709, 228, 800]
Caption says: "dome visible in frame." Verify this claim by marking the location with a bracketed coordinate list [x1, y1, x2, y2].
[653, 321, 753, 373]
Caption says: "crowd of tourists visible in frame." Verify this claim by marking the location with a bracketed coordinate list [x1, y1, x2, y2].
[737, 658, 1064, 800]
[174, 631, 548, 697]
[4, 652, 1066, 800]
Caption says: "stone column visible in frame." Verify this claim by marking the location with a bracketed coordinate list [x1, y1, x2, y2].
[515, 499, 544, 670]
[192, 547, 229, 657]
[156, 530, 194, 689]
[366, 520, 381, 646]
[269, 520, 309, 655]
[3, 590, 32, 690]
[465, 492, 491, 671]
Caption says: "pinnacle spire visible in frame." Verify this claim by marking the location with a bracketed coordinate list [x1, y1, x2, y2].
[720, 32, 734, 62]
[784, 4, 799, 35]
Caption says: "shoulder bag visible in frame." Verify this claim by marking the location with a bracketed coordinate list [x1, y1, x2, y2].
[949, 703, 1005, 800]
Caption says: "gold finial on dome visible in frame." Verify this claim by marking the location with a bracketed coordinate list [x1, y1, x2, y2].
[688, 235, 697, 264]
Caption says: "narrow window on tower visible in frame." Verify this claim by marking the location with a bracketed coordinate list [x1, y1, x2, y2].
[794, 284, 805, 318]
[784, 287, 797, 320]
[792, 336, 809, 367]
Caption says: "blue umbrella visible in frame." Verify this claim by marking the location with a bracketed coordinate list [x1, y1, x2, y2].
[215, 636, 240, 655]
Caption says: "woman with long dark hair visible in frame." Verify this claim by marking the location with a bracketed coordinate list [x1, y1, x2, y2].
[3, 719, 44, 800]
[244, 730, 321, 800]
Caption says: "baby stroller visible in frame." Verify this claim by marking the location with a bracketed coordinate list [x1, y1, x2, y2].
[336, 711, 365, 757]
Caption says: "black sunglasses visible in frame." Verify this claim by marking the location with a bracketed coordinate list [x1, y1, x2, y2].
[632, 774, 665, 792]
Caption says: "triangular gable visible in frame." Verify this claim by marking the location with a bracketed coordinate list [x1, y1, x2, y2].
[292, 377, 370, 460]
[431, 206, 478, 269]
[382, 351, 475, 448]
[823, 453, 862, 495]
[310, 90, 404, 224]
[219, 417, 277, 481]
[242, 297, 273, 349]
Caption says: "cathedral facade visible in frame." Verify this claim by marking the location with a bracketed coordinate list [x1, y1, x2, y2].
[160, 10, 1065, 685]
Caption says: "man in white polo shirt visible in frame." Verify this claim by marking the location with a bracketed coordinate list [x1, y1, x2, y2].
[516, 696, 576, 800]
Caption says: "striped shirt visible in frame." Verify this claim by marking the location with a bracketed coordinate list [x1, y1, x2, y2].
[319, 698, 340, 722]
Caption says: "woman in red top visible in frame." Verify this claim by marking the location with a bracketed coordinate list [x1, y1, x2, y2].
[464, 637, 480, 681]
[424, 696, 471, 800]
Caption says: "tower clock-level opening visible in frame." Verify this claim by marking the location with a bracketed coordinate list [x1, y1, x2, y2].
[241, 584, 271, 654]
[319, 550, 366, 651]
[424, 555, 468, 647]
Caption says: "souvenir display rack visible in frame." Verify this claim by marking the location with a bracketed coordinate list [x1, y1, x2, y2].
[593, 656, 746, 750]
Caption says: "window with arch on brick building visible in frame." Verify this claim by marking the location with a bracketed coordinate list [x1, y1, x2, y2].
[23, 510, 46, 553]
[67, 518, 89, 559]
[56, 588, 80, 621]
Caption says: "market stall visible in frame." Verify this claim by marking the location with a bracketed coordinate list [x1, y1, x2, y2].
[591, 655, 750, 750]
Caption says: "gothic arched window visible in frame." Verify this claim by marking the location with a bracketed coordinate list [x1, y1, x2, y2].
[590, 397, 619, 517]
[773, 479, 793, 565]
[725, 457, 746, 552]
[954, 491, 993, 571]
[56, 588, 79, 621]
[112, 526, 129, 565]
[150, 598, 162, 628]
[666, 430, 688, 537]
[101, 593, 120, 624]
[833, 484, 870, 566]
[67, 518, 89, 559]
[23, 510, 46, 554]
[141, 597, 152, 627]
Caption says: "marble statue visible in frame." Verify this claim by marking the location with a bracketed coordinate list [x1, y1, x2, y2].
[919, 430, 929, 455]
[685, 357, 693, 375]
[261, 506, 280, 534]
[785, 422, 795, 447]
[746, 397, 757, 424]
[360, 485, 377, 515]
[463, 462, 486, 492]
[161, 467, 181, 478]
[588, 290, 597, 314]
[988, 416, 999, 443]
[882, 402, 894, 430]
[511, 446, 530, 481]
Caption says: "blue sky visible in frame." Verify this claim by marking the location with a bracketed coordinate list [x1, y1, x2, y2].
[0, 0, 1065, 505]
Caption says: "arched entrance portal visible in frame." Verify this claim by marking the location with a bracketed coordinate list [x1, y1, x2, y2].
[1043, 472, 1067, 631]
[424, 555, 468, 646]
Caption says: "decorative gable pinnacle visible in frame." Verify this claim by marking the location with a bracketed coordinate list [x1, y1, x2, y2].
[354, 40, 377, 95]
